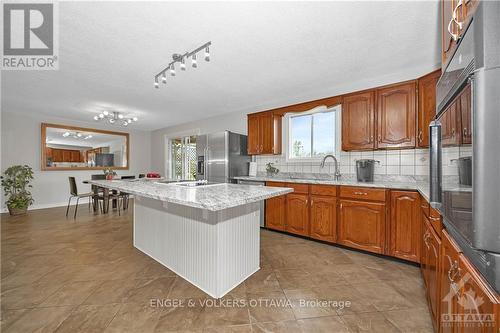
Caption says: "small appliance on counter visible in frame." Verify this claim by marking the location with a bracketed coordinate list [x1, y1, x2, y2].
[248, 162, 257, 177]
[146, 172, 161, 178]
[456, 156, 472, 186]
[355, 159, 379, 182]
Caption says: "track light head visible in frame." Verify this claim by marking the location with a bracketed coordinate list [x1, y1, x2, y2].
[204, 46, 210, 62]
[191, 53, 197, 68]
[170, 64, 176, 76]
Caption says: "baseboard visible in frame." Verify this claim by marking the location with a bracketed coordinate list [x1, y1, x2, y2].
[1, 195, 135, 213]
[1, 201, 68, 213]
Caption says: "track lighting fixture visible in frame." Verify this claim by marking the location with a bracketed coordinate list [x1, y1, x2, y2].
[153, 41, 211, 89]
[93, 111, 138, 127]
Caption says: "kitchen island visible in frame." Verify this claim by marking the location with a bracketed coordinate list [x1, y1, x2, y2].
[87, 179, 292, 298]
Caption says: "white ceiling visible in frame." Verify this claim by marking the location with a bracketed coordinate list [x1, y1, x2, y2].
[1, 1, 441, 131]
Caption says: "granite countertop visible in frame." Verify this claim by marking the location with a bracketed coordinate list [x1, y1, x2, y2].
[233, 175, 431, 201]
[87, 179, 293, 211]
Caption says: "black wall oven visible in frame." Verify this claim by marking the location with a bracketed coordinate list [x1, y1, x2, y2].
[430, 1, 500, 293]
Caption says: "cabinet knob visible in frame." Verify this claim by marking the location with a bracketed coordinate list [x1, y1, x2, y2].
[418, 131, 423, 143]
[378, 134, 382, 142]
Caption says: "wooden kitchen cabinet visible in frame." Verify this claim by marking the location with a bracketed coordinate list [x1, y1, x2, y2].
[422, 215, 442, 330]
[265, 196, 286, 231]
[440, 230, 463, 333]
[389, 191, 421, 263]
[310, 195, 337, 243]
[247, 112, 281, 155]
[341, 91, 375, 151]
[247, 114, 260, 154]
[417, 70, 441, 148]
[376, 81, 417, 149]
[457, 254, 500, 333]
[338, 199, 386, 254]
[286, 193, 310, 236]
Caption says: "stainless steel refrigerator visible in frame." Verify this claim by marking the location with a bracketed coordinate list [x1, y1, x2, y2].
[196, 131, 251, 183]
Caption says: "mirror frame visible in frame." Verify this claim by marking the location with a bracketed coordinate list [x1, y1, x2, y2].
[41, 123, 130, 171]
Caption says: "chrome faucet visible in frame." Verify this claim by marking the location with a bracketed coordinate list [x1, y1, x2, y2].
[320, 154, 341, 180]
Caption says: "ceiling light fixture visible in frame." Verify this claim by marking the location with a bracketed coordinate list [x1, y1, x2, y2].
[93, 111, 138, 127]
[61, 131, 93, 140]
[153, 41, 211, 89]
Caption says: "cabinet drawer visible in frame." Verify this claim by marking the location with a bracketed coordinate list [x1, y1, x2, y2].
[340, 186, 386, 201]
[310, 184, 337, 196]
[266, 181, 285, 187]
[284, 183, 309, 194]
[429, 208, 442, 238]
[420, 197, 430, 217]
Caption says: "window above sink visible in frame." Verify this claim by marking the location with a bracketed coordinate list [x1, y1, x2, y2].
[283, 105, 341, 162]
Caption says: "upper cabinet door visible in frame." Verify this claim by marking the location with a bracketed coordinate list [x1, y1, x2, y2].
[342, 91, 375, 151]
[376, 82, 417, 149]
[417, 70, 441, 148]
[260, 113, 274, 154]
[247, 114, 260, 154]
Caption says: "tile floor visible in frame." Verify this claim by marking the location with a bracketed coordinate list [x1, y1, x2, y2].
[1, 203, 433, 332]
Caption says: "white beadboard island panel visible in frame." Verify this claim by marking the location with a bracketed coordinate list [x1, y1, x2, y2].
[134, 196, 260, 298]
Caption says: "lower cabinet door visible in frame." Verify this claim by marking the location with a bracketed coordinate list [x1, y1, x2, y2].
[457, 255, 499, 333]
[285, 193, 309, 236]
[265, 196, 286, 231]
[440, 230, 462, 333]
[310, 195, 337, 243]
[389, 191, 421, 262]
[338, 199, 386, 254]
[423, 217, 441, 331]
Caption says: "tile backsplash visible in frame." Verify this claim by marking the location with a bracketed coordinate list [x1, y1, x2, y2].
[255, 149, 431, 177]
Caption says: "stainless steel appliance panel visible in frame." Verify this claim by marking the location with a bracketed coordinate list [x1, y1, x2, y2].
[196, 134, 207, 181]
[227, 132, 250, 179]
[472, 66, 500, 252]
[207, 131, 228, 183]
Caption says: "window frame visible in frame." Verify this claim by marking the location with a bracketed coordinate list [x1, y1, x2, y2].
[283, 104, 342, 162]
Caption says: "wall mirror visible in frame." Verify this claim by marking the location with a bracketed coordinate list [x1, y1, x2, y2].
[41, 123, 129, 170]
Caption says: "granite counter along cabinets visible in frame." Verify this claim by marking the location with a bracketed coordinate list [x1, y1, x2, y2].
[87, 179, 292, 298]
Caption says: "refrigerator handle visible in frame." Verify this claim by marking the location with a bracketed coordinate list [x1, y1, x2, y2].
[429, 120, 442, 208]
[205, 146, 209, 181]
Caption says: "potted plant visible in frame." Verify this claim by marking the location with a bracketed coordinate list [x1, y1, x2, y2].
[1, 165, 35, 216]
[103, 168, 116, 180]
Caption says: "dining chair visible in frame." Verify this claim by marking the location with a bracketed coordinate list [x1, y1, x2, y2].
[119, 175, 135, 209]
[66, 177, 94, 219]
[90, 174, 123, 215]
